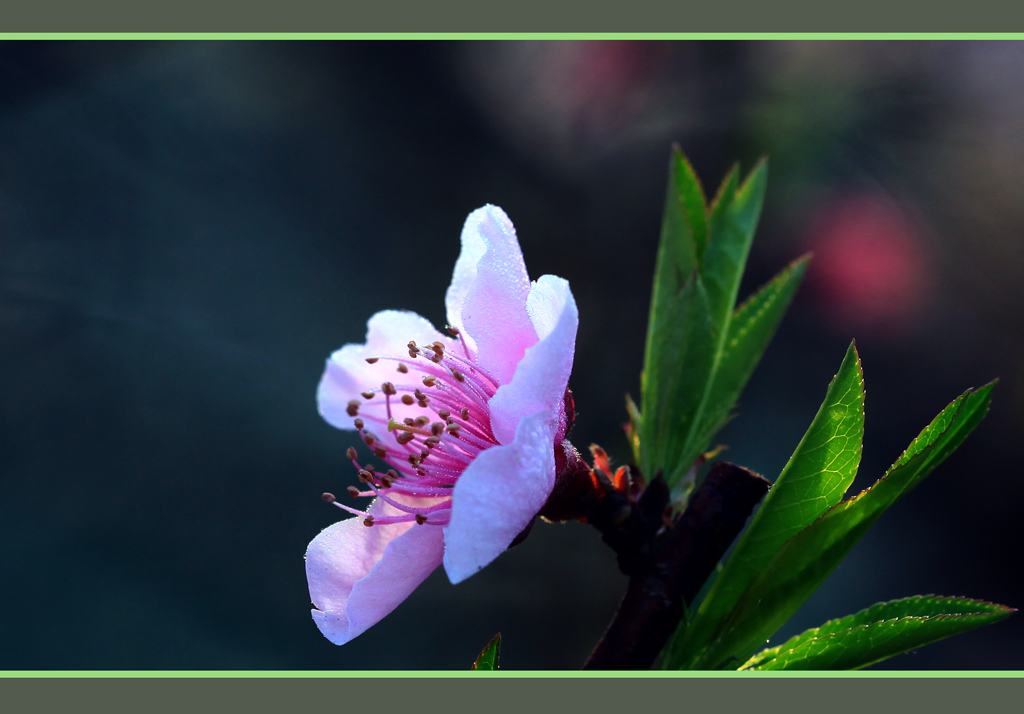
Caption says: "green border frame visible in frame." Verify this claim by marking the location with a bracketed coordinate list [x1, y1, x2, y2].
[3, 32, 1024, 38]
[2, 670, 1024, 678]
[0, 29, 1020, 698]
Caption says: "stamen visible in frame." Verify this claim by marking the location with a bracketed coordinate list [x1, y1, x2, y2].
[346, 400, 360, 416]
[346, 486, 360, 498]
[361, 391, 375, 399]
[353, 418, 364, 429]
[397, 363, 409, 374]
[460, 407, 470, 420]
[374, 445, 387, 458]
[363, 516, 375, 527]
[346, 447, 357, 461]
[322, 492, 336, 503]
[401, 395, 415, 405]
[365, 357, 379, 364]
[382, 382, 397, 396]
[358, 469, 373, 482]
[396, 431, 415, 445]
[445, 325, 459, 336]
[452, 370, 465, 383]
[438, 410, 451, 419]
[415, 514, 428, 525]
[422, 376, 437, 387]
[414, 416, 431, 427]
[431, 422, 445, 436]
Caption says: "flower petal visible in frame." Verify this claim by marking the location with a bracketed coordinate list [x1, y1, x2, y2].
[306, 496, 445, 645]
[488, 275, 578, 445]
[317, 310, 454, 443]
[442, 410, 557, 584]
[445, 205, 536, 384]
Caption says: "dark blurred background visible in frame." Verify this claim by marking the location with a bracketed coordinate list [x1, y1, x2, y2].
[1, 40, 1021, 670]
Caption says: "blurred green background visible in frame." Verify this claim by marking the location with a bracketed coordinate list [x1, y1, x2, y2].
[1, 40, 1021, 670]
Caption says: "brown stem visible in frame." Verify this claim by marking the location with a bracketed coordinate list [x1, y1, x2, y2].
[583, 462, 770, 670]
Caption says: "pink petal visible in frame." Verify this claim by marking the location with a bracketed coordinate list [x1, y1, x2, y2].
[444, 205, 536, 384]
[488, 275, 578, 445]
[317, 310, 455, 445]
[305, 496, 445, 645]
[442, 410, 557, 584]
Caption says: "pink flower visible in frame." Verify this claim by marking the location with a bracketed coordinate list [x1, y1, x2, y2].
[305, 205, 578, 645]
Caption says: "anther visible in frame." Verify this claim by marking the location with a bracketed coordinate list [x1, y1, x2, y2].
[438, 410, 451, 419]
[358, 469, 373, 483]
[417, 398, 429, 408]
[460, 407, 470, 420]
[365, 357, 379, 364]
[387, 469, 399, 480]
[364, 433, 376, 446]
[422, 376, 437, 387]
[346, 447, 357, 461]
[430, 422, 445, 436]
[452, 370, 465, 382]
[380, 476, 393, 488]
[414, 416, 431, 427]
[365, 464, 376, 474]
[346, 486, 360, 498]
[446, 325, 460, 336]
[404, 417, 415, 426]
[361, 391, 375, 400]
[374, 445, 388, 458]
[363, 516, 375, 527]
[401, 395, 415, 406]
[415, 514, 428, 525]
[413, 389, 425, 399]
[322, 492, 336, 503]
[408, 454, 421, 466]
[353, 418, 365, 429]
[425, 436, 440, 448]
[432, 341, 445, 353]
[446, 424, 461, 437]
[446, 417, 455, 425]
[397, 428, 417, 446]
[430, 351, 443, 363]
[382, 382, 397, 396]
[346, 400, 360, 417]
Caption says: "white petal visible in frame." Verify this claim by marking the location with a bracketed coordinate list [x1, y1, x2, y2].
[488, 276, 578, 445]
[305, 496, 445, 645]
[445, 205, 536, 384]
[317, 310, 454, 442]
[442, 410, 557, 584]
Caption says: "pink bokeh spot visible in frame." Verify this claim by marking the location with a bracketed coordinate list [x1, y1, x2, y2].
[305, 205, 578, 645]
[805, 194, 933, 334]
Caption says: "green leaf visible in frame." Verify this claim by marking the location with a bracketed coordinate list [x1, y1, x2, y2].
[639, 152, 782, 489]
[701, 158, 767, 335]
[690, 254, 810, 458]
[693, 382, 996, 668]
[740, 596, 1015, 670]
[665, 342, 865, 669]
[639, 148, 712, 484]
[471, 632, 501, 671]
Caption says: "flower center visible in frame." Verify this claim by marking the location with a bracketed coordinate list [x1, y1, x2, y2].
[323, 326, 501, 528]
